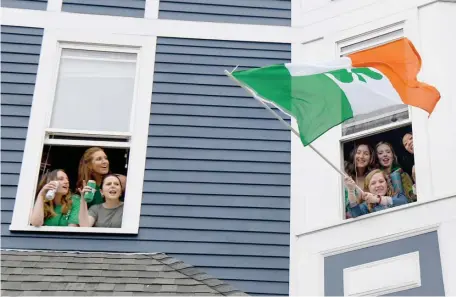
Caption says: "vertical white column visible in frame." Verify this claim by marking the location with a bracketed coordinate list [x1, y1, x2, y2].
[47, 0, 63, 12]
[144, 0, 160, 19]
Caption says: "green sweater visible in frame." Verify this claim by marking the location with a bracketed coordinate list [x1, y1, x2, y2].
[43, 195, 80, 226]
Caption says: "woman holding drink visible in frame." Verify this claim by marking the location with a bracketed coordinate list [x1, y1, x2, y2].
[76, 147, 126, 208]
[30, 169, 79, 227]
[375, 142, 416, 203]
[78, 174, 124, 228]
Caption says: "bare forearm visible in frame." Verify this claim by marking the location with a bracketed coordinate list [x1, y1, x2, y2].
[78, 199, 90, 227]
[30, 195, 45, 227]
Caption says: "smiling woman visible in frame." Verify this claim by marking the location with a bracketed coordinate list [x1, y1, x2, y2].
[342, 124, 416, 219]
[343, 143, 377, 219]
[347, 169, 409, 217]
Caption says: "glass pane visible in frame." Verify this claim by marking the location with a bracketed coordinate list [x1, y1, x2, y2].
[50, 49, 137, 132]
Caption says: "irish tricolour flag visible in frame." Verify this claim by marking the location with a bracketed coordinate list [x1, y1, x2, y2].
[229, 38, 440, 146]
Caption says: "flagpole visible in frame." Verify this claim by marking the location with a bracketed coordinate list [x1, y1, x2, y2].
[224, 69, 364, 193]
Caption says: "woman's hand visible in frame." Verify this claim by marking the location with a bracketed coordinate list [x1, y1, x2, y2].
[344, 176, 357, 191]
[77, 181, 93, 199]
[38, 181, 58, 196]
[362, 192, 380, 204]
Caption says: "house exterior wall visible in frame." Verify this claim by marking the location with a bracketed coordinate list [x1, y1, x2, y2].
[61, 0, 146, 18]
[158, 0, 291, 26]
[1, 0, 48, 10]
[1, 25, 44, 224]
[0, 1, 292, 296]
[289, 0, 456, 295]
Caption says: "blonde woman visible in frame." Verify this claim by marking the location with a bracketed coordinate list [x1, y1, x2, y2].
[345, 169, 408, 218]
[30, 169, 79, 227]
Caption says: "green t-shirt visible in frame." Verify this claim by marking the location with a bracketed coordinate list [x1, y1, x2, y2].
[43, 195, 80, 226]
[87, 185, 104, 208]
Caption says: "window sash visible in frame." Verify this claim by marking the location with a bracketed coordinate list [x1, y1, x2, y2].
[49, 45, 140, 133]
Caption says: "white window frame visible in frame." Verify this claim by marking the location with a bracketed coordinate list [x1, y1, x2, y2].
[9, 29, 157, 234]
[333, 21, 433, 219]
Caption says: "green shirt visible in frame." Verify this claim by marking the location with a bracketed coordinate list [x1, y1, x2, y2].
[44, 195, 80, 226]
[87, 185, 104, 208]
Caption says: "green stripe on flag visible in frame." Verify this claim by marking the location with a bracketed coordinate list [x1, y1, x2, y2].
[232, 64, 354, 146]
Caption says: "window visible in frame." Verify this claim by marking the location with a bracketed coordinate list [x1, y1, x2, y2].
[10, 30, 156, 234]
[338, 25, 419, 220]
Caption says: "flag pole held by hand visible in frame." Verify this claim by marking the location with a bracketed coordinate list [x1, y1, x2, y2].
[224, 68, 365, 195]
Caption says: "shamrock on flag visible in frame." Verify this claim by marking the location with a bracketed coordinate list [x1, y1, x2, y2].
[228, 38, 440, 146]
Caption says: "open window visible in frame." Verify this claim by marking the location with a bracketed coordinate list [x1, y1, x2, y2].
[338, 25, 418, 219]
[10, 30, 156, 233]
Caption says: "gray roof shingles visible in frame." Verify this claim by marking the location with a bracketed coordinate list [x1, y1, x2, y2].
[1, 250, 249, 296]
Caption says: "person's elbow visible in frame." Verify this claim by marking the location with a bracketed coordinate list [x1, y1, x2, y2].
[30, 218, 43, 227]
[78, 218, 89, 227]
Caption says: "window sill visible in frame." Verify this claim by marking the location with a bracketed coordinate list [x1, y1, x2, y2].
[9, 225, 138, 234]
[296, 195, 455, 238]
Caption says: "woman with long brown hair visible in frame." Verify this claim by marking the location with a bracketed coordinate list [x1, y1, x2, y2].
[346, 169, 408, 218]
[30, 169, 79, 227]
[376, 141, 416, 202]
[343, 143, 377, 218]
[76, 147, 126, 207]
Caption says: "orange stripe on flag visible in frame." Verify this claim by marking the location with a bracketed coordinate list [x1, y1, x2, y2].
[348, 38, 440, 115]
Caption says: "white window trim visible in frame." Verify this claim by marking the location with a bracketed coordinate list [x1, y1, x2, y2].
[9, 29, 157, 234]
[144, 0, 160, 19]
[47, 0, 62, 12]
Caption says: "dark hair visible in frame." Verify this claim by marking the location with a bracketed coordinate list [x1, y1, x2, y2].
[344, 143, 377, 179]
[100, 174, 124, 201]
[101, 174, 123, 187]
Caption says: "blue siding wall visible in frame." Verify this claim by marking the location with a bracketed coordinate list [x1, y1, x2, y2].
[148, 37, 291, 295]
[159, 0, 291, 26]
[1, 0, 47, 10]
[62, 0, 146, 18]
[1, 25, 44, 230]
[0, 32, 291, 295]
